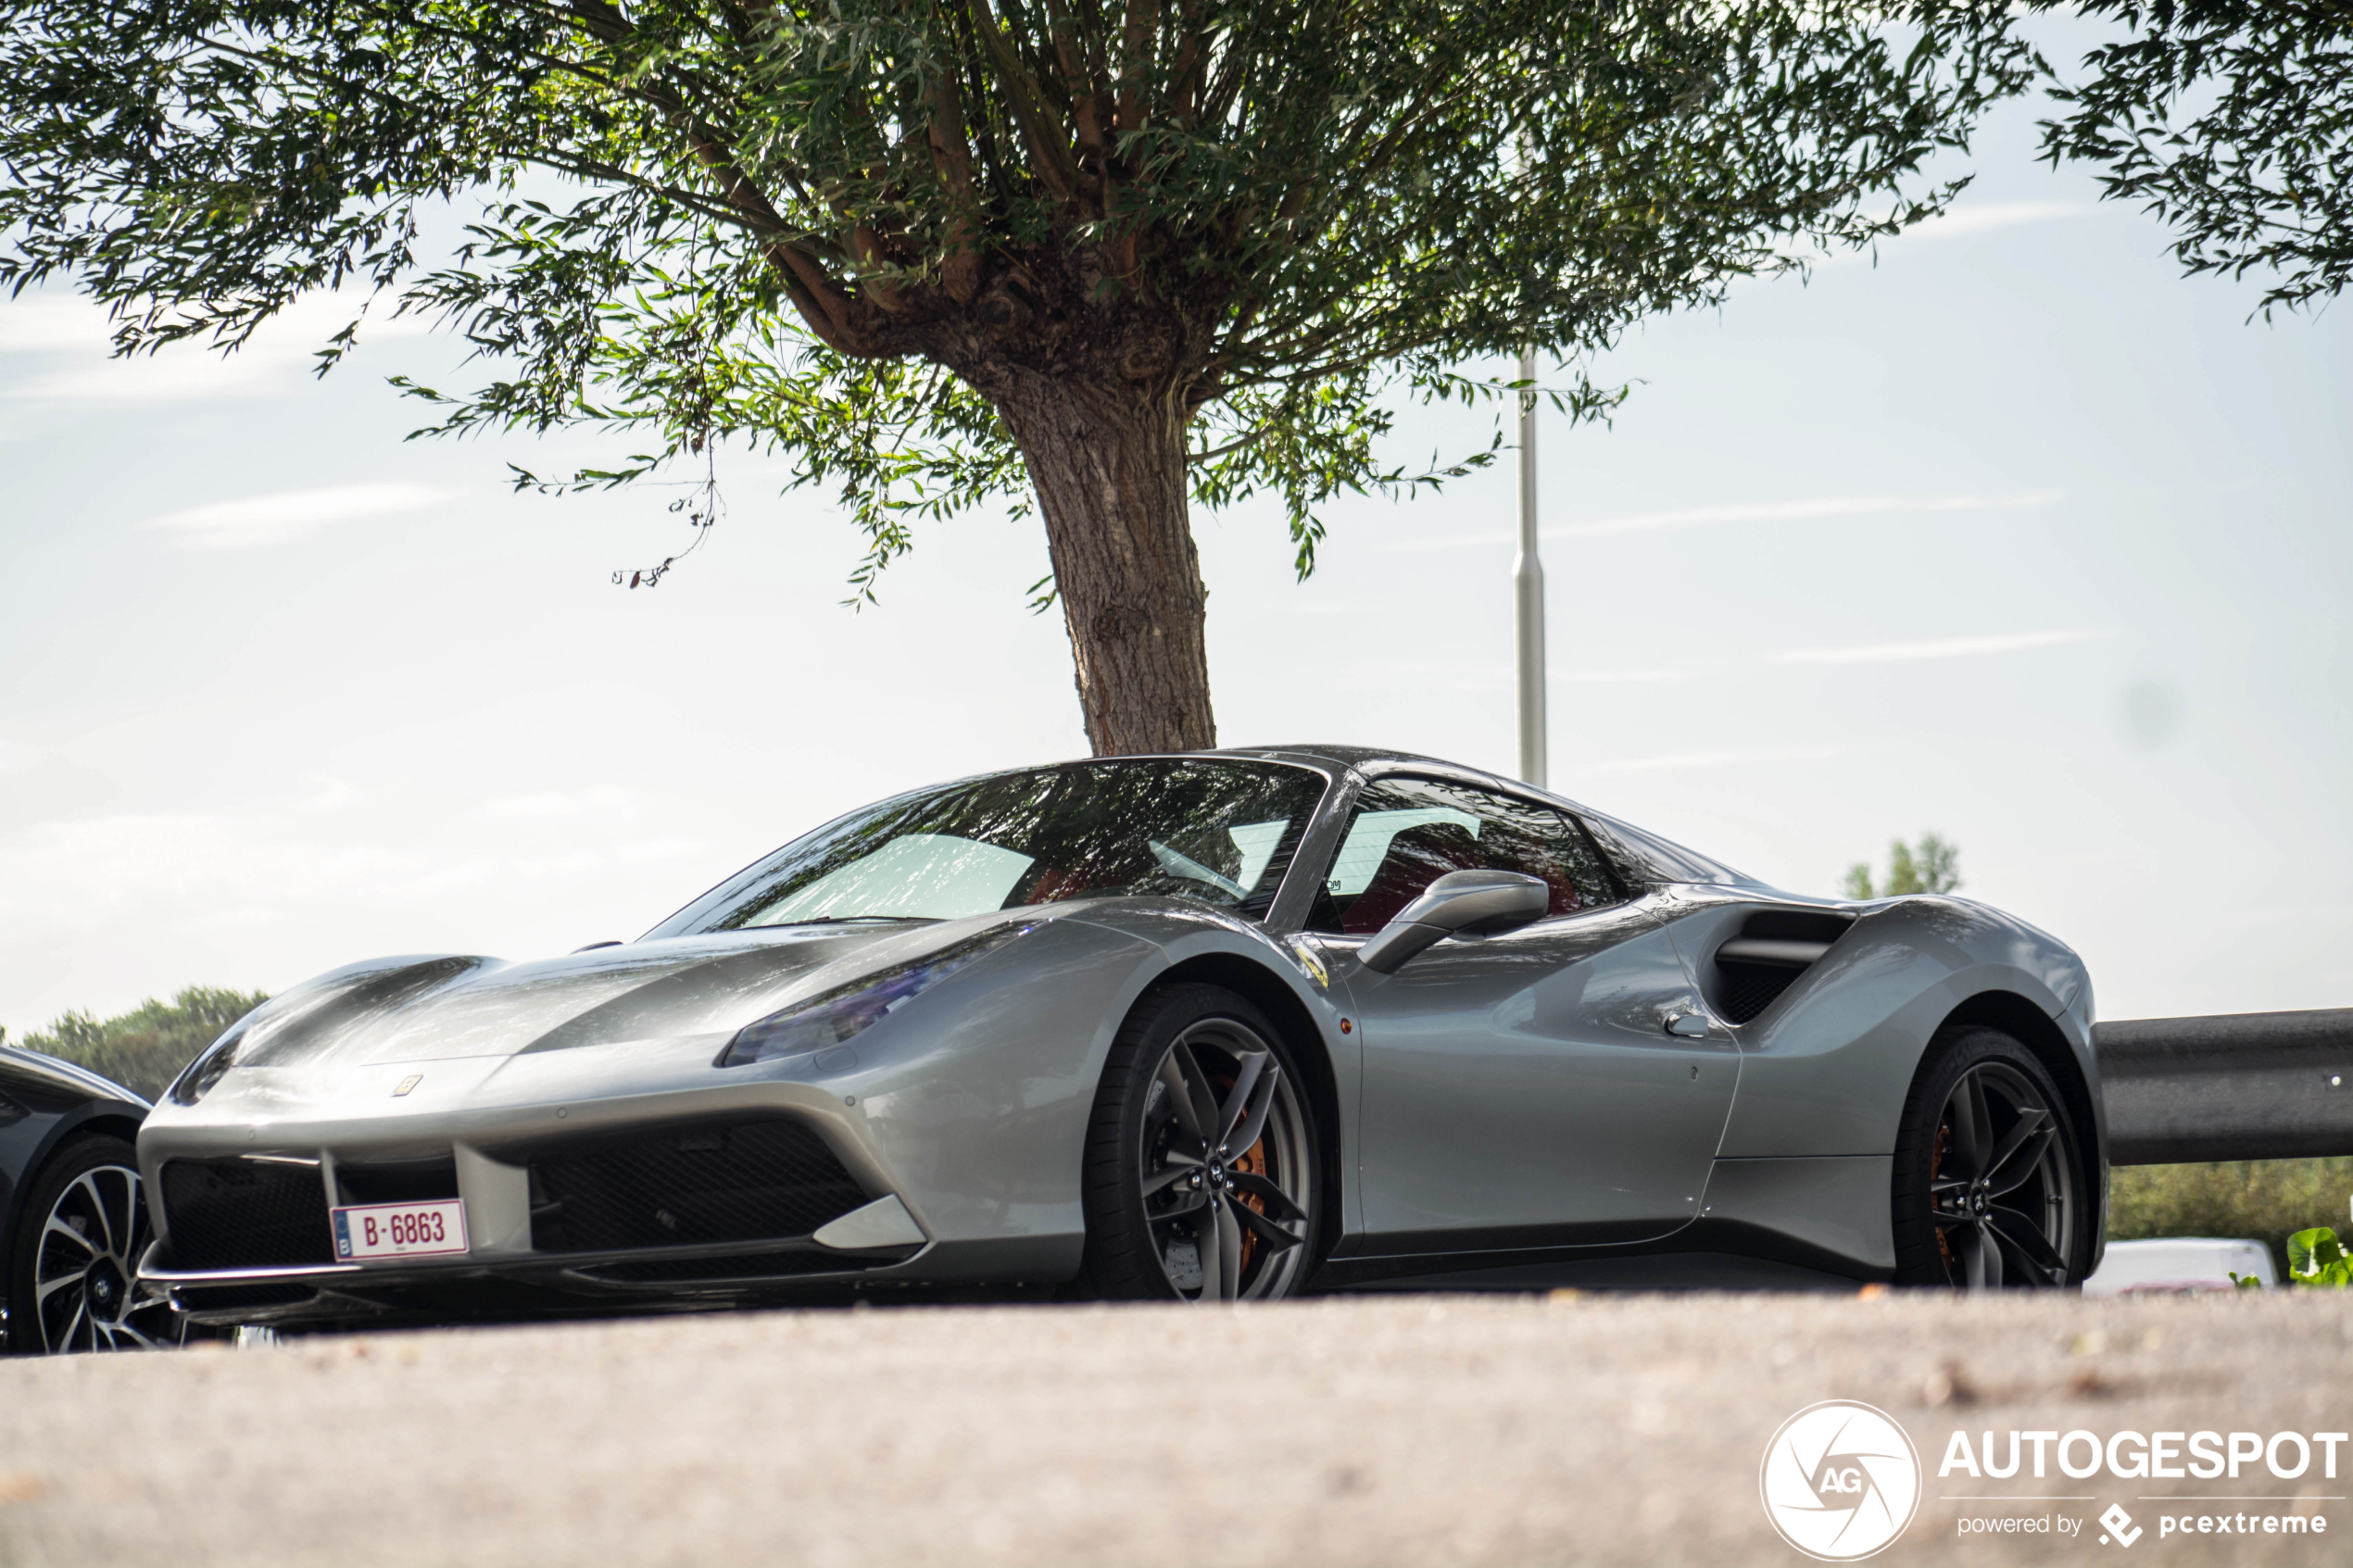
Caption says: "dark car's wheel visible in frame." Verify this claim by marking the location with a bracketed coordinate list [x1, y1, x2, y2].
[1893, 1026, 2089, 1289]
[7, 1136, 184, 1352]
[1073, 984, 1320, 1302]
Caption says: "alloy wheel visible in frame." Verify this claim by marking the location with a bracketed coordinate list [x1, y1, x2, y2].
[1928, 1061, 2075, 1288]
[31, 1163, 181, 1351]
[1137, 1019, 1314, 1301]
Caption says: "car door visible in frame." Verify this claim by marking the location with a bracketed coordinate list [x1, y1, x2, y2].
[1302, 776, 1740, 1252]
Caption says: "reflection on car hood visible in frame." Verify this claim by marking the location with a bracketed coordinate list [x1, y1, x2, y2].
[227, 922, 981, 1073]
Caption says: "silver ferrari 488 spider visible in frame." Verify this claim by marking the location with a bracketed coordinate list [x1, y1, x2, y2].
[138, 746, 2104, 1325]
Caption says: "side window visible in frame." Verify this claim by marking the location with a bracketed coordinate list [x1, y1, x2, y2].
[1308, 777, 1621, 935]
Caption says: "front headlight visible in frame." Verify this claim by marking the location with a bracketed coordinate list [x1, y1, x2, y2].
[716, 924, 1029, 1068]
[168, 1039, 238, 1105]
[170, 1020, 260, 1106]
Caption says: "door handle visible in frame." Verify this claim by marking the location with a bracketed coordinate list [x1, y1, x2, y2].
[1664, 1012, 1711, 1039]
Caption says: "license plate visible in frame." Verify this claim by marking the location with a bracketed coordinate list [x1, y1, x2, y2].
[332, 1198, 469, 1261]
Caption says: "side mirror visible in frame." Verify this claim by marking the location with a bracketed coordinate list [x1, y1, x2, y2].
[1357, 870, 1550, 974]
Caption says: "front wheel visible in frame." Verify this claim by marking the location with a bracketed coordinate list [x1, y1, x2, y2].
[1892, 1026, 2090, 1289]
[1072, 984, 1320, 1302]
[7, 1135, 186, 1352]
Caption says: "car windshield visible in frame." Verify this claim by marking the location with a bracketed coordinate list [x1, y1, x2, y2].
[648, 759, 1329, 935]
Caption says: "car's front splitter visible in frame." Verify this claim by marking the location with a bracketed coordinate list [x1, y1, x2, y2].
[144, 1231, 931, 1327]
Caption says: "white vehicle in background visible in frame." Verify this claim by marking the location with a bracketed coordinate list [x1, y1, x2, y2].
[2082, 1236, 2276, 1295]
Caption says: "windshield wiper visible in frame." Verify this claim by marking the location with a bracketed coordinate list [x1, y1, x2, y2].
[760, 914, 943, 927]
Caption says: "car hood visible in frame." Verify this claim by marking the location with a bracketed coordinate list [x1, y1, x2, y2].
[212, 920, 1007, 1077]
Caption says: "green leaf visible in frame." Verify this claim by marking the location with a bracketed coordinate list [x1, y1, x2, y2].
[2287, 1225, 2348, 1284]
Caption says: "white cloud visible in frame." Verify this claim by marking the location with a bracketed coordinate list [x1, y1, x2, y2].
[0, 296, 128, 353]
[0, 812, 424, 933]
[0, 289, 437, 403]
[1914, 202, 2095, 241]
[1359, 629, 2107, 688]
[295, 774, 365, 813]
[0, 737, 58, 776]
[1379, 490, 2062, 552]
[1771, 629, 2115, 666]
[1793, 203, 2099, 270]
[1587, 746, 1846, 774]
[1555, 668, 1699, 685]
[1554, 490, 2064, 540]
[21, 352, 315, 403]
[479, 785, 637, 820]
[0, 808, 707, 940]
[140, 483, 455, 549]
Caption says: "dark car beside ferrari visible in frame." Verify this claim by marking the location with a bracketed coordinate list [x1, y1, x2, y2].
[1, 1044, 182, 1352]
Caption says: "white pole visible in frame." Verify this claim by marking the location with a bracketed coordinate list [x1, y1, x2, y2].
[1514, 347, 1547, 787]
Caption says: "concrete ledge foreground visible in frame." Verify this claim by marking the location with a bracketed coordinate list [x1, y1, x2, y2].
[3, 1291, 2349, 1567]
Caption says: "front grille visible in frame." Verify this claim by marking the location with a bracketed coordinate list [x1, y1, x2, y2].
[585, 1249, 860, 1284]
[527, 1118, 868, 1254]
[336, 1156, 459, 1206]
[161, 1159, 335, 1270]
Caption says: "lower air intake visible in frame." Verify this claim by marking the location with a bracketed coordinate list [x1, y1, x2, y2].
[161, 1159, 336, 1270]
[584, 1249, 860, 1284]
[528, 1118, 869, 1254]
[177, 1283, 321, 1313]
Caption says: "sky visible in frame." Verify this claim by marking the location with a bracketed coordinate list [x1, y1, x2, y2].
[2, 32, 2348, 1037]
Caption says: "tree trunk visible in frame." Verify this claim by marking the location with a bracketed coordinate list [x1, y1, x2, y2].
[994, 372, 1215, 756]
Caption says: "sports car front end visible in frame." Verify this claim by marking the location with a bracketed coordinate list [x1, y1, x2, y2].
[136, 909, 1167, 1326]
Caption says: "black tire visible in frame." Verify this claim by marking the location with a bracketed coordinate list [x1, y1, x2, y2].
[1892, 1026, 2091, 1288]
[6, 1135, 186, 1353]
[1070, 983, 1321, 1302]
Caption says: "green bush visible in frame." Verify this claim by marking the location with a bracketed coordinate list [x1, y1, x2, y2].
[2108, 1158, 2353, 1281]
[3, 986, 271, 1102]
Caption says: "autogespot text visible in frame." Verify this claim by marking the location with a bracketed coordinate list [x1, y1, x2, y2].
[1939, 1428, 2348, 1482]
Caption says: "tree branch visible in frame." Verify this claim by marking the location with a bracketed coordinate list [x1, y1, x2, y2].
[964, 0, 1088, 205]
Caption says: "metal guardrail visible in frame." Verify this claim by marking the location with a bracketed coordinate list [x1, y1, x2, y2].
[2095, 1008, 2353, 1164]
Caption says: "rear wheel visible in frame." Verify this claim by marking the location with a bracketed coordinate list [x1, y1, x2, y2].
[1893, 1027, 2089, 1288]
[7, 1135, 185, 1352]
[1072, 984, 1319, 1301]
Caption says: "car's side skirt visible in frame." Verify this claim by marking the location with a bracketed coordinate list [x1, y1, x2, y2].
[1304, 1215, 1889, 1294]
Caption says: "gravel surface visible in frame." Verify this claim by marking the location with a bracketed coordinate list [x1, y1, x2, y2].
[2, 1290, 2347, 1567]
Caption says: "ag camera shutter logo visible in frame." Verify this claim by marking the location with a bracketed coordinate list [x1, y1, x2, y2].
[1760, 1401, 1923, 1561]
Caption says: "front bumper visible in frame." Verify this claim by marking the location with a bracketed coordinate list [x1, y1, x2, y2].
[135, 917, 1174, 1326]
[136, 1073, 949, 1326]
[144, 1229, 931, 1327]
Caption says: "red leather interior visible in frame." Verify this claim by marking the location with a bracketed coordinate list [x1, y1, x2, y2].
[1340, 822, 1485, 934]
[1026, 866, 1089, 903]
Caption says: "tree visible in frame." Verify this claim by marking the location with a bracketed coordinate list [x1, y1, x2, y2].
[1, 3, 2033, 753]
[1842, 831, 1959, 899]
[2034, 2, 2353, 314]
[9, 985, 272, 1101]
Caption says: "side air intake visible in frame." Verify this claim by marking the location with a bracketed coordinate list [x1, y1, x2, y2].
[1713, 910, 1855, 1025]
